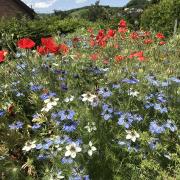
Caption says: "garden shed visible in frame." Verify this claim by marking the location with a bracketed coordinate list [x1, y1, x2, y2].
[0, 0, 35, 19]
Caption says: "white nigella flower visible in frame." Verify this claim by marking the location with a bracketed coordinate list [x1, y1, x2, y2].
[126, 130, 140, 142]
[41, 97, 59, 112]
[128, 88, 139, 97]
[64, 95, 74, 102]
[84, 122, 97, 133]
[88, 141, 97, 156]
[65, 143, 81, 158]
[22, 141, 36, 152]
[81, 93, 97, 103]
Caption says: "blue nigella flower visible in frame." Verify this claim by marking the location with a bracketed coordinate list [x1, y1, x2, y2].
[36, 143, 43, 150]
[31, 123, 41, 130]
[149, 121, 165, 134]
[30, 85, 43, 92]
[0, 110, 5, 117]
[63, 122, 77, 132]
[98, 87, 112, 98]
[165, 120, 177, 132]
[169, 77, 180, 83]
[122, 77, 139, 84]
[9, 121, 24, 130]
[61, 157, 73, 164]
[58, 110, 75, 120]
[40, 92, 57, 100]
[148, 138, 159, 150]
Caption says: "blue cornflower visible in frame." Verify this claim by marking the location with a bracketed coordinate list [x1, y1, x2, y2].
[98, 87, 112, 98]
[58, 110, 75, 120]
[165, 120, 177, 132]
[0, 110, 5, 117]
[149, 121, 165, 134]
[122, 77, 139, 84]
[9, 121, 24, 130]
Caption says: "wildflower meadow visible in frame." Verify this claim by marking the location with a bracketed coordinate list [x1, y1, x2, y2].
[0, 19, 180, 179]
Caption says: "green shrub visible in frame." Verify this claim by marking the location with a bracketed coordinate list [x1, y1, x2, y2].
[0, 16, 91, 50]
[141, 0, 180, 36]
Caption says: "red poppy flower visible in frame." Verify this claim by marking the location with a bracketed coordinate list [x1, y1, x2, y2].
[90, 53, 99, 61]
[107, 29, 116, 38]
[144, 39, 153, 44]
[118, 27, 128, 33]
[130, 32, 139, 40]
[17, 38, 35, 49]
[156, 33, 165, 39]
[59, 44, 69, 54]
[159, 41, 166, 45]
[87, 28, 93, 34]
[37, 46, 48, 55]
[41, 37, 59, 54]
[129, 51, 145, 61]
[90, 39, 96, 47]
[115, 55, 125, 63]
[119, 19, 127, 28]
[0, 50, 7, 63]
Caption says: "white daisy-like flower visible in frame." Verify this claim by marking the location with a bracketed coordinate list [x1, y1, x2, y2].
[65, 143, 81, 158]
[126, 130, 140, 142]
[88, 141, 97, 156]
[22, 141, 36, 152]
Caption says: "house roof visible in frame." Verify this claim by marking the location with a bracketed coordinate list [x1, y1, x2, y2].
[14, 0, 36, 18]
